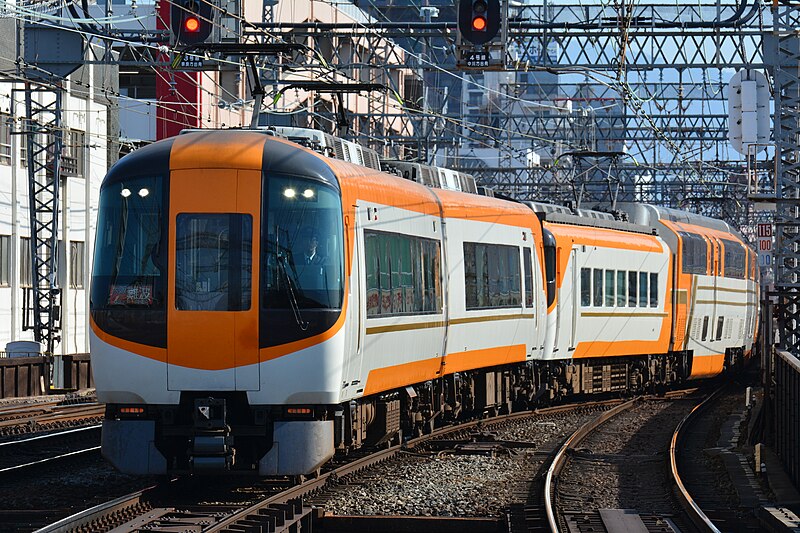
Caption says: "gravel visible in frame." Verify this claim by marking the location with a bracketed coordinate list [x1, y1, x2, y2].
[319, 407, 607, 518]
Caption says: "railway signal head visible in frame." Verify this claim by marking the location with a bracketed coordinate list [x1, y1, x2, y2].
[458, 0, 501, 46]
[171, 0, 213, 46]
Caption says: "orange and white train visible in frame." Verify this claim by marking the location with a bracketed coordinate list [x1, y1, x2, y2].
[90, 129, 759, 476]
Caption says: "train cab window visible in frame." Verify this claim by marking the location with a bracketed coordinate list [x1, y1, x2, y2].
[524, 248, 534, 307]
[649, 273, 658, 307]
[580, 268, 591, 307]
[628, 271, 638, 307]
[464, 242, 520, 309]
[261, 175, 344, 348]
[592, 268, 603, 307]
[638, 272, 648, 307]
[175, 213, 252, 311]
[616, 271, 627, 307]
[92, 175, 165, 311]
[605, 270, 615, 307]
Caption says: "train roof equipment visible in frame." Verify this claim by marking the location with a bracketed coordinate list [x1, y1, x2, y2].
[524, 201, 657, 235]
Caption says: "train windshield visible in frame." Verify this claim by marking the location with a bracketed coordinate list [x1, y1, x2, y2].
[263, 175, 344, 312]
[91, 175, 165, 310]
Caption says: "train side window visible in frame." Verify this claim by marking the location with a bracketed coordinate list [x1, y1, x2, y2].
[716, 316, 724, 341]
[616, 271, 626, 307]
[605, 269, 615, 307]
[638, 272, 648, 307]
[593, 268, 603, 307]
[543, 230, 556, 308]
[649, 273, 658, 307]
[628, 271, 637, 307]
[679, 232, 707, 274]
[464, 241, 521, 309]
[366, 230, 441, 317]
[509, 246, 521, 306]
[701, 316, 709, 341]
[722, 238, 746, 279]
[580, 268, 591, 307]
[524, 248, 534, 307]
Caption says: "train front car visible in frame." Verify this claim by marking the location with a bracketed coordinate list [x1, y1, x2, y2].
[91, 131, 348, 475]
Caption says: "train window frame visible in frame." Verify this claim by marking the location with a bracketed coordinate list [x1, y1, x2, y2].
[616, 270, 626, 307]
[464, 241, 521, 310]
[605, 269, 615, 307]
[174, 213, 253, 312]
[649, 272, 658, 308]
[628, 271, 637, 307]
[679, 232, 708, 275]
[524, 247, 534, 307]
[368, 230, 442, 317]
[593, 268, 603, 307]
[722, 238, 746, 279]
[638, 272, 648, 307]
[580, 267, 591, 307]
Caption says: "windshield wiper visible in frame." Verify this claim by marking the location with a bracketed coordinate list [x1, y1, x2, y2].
[277, 253, 309, 331]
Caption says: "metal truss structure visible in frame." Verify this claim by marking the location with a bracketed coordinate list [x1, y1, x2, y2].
[771, 2, 800, 354]
[21, 83, 62, 355]
[256, 0, 770, 237]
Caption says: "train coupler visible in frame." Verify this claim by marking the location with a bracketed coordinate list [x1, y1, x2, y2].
[189, 398, 235, 471]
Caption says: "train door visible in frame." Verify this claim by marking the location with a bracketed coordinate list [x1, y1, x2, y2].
[166, 169, 261, 391]
[711, 236, 721, 348]
[553, 246, 563, 350]
[569, 248, 578, 350]
[343, 206, 365, 393]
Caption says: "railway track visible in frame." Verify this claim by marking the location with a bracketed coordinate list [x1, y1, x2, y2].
[0, 397, 103, 438]
[0, 426, 101, 478]
[33, 385, 765, 533]
[35, 400, 622, 533]
[545, 384, 761, 533]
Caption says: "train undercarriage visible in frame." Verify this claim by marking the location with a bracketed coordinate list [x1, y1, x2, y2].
[102, 349, 746, 476]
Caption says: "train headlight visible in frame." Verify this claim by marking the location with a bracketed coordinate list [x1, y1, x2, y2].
[302, 189, 314, 198]
[120, 188, 131, 198]
[138, 188, 150, 198]
[283, 188, 296, 198]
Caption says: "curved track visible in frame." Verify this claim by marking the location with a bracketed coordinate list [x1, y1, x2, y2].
[545, 388, 715, 532]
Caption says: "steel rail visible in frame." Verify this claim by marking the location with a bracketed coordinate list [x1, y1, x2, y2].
[669, 385, 727, 533]
[35, 488, 156, 533]
[0, 424, 100, 448]
[543, 398, 638, 532]
[0, 446, 100, 475]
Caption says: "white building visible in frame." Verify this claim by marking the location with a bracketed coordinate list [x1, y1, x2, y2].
[0, 77, 110, 355]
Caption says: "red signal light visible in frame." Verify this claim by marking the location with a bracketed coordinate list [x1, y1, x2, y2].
[183, 16, 200, 33]
[471, 15, 487, 31]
